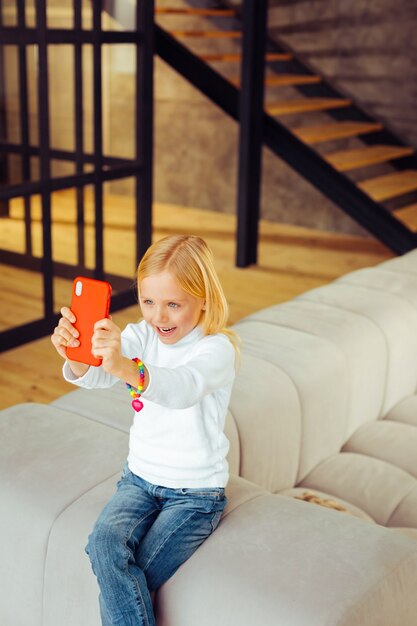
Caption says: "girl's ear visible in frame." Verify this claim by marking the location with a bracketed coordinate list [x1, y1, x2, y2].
[202, 300, 206, 311]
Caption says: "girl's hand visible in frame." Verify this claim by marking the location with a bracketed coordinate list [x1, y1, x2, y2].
[92, 318, 150, 390]
[51, 306, 80, 359]
[91, 317, 125, 376]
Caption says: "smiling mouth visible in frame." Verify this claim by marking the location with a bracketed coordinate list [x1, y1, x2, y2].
[157, 326, 176, 334]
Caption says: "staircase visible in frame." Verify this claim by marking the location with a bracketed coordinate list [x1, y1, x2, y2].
[112, 1, 417, 258]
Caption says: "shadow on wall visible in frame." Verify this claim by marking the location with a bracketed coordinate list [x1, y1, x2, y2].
[268, 0, 417, 147]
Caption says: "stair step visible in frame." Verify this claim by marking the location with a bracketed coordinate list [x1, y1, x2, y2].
[292, 121, 383, 144]
[325, 145, 414, 172]
[393, 203, 417, 232]
[232, 74, 321, 88]
[169, 30, 242, 39]
[199, 52, 292, 62]
[266, 74, 321, 87]
[267, 98, 352, 116]
[156, 8, 237, 16]
[359, 170, 417, 201]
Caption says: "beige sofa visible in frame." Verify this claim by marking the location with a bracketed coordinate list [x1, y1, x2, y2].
[2, 250, 417, 626]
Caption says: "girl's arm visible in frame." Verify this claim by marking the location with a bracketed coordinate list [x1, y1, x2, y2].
[60, 317, 234, 405]
[141, 336, 236, 409]
[62, 319, 147, 390]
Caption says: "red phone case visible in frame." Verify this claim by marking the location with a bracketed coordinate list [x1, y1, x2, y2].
[66, 276, 112, 367]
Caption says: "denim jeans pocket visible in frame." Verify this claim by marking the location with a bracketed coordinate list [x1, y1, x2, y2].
[210, 510, 223, 532]
[116, 461, 131, 487]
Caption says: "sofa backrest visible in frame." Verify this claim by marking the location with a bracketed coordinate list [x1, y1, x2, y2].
[228, 250, 417, 491]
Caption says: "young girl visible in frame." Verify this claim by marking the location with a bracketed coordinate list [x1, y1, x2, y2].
[51, 234, 239, 626]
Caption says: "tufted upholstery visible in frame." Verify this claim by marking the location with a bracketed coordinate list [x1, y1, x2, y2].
[225, 249, 417, 528]
[2, 250, 417, 625]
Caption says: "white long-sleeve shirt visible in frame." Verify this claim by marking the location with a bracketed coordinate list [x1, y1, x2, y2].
[63, 321, 236, 488]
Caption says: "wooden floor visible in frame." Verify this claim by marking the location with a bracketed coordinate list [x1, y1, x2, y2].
[0, 192, 393, 410]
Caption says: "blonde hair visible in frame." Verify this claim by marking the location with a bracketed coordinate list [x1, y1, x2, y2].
[137, 235, 240, 357]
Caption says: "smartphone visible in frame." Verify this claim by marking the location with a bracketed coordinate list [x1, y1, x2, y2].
[66, 276, 112, 367]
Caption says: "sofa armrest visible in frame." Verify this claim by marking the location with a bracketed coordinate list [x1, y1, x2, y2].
[156, 494, 417, 626]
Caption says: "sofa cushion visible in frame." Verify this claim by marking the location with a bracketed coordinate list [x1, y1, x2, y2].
[51, 381, 132, 432]
[391, 528, 417, 541]
[388, 488, 417, 529]
[43, 472, 119, 626]
[380, 247, 417, 274]
[339, 265, 417, 312]
[223, 410, 240, 477]
[42, 473, 266, 626]
[385, 395, 417, 428]
[155, 494, 417, 626]
[343, 420, 417, 478]
[299, 452, 417, 527]
[228, 353, 301, 492]
[300, 282, 417, 416]
[234, 320, 349, 484]
[246, 299, 386, 438]
[0, 402, 129, 626]
[279, 487, 375, 523]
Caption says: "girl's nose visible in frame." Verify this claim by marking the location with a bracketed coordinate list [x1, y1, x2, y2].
[156, 307, 168, 323]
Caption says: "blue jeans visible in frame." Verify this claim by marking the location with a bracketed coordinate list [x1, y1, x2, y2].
[85, 463, 227, 626]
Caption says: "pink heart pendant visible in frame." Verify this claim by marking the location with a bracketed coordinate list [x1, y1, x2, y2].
[132, 398, 144, 412]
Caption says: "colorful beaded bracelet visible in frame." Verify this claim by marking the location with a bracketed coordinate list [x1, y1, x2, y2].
[126, 357, 145, 412]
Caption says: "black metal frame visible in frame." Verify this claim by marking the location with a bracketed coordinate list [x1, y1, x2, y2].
[0, 2, 8, 217]
[219, 0, 417, 166]
[155, 23, 417, 259]
[0, 0, 154, 352]
[236, 0, 268, 267]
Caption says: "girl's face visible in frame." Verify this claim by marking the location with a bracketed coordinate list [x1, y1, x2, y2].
[139, 271, 205, 344]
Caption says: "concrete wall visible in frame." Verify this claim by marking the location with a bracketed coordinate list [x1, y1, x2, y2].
[268, 0, 417, 147]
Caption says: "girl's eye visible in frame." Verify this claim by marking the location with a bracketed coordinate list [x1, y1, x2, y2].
[168, 302, 179, 308]
[143, 299, 153, 305]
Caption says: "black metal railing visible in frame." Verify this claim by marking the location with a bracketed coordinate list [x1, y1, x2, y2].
[0, 0, 154, 352]
[236, 0, 268, 267]
[154, 0, 417, 264]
